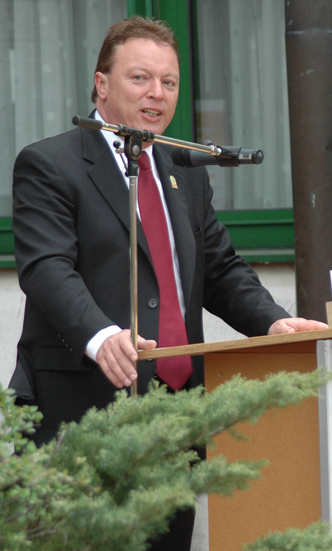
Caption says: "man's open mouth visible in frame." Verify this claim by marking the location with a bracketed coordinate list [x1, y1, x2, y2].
[143, 109, 161, 117]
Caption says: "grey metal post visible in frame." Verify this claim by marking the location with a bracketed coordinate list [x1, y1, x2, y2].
[285, 0, 332, 322]
[318, 339, 332, 523]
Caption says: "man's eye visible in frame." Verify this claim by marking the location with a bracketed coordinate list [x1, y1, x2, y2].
[132, 75, 145, 81]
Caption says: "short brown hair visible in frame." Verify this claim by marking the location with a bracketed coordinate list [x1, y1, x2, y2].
[91, 15, 180, 103]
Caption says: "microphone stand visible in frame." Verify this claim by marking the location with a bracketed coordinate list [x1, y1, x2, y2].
[72, 115, 223, 156]
[71, 116, 258, 396]
[123, 131, 142, 396]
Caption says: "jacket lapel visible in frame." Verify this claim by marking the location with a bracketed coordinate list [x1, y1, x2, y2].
[81, 126, 151, 262]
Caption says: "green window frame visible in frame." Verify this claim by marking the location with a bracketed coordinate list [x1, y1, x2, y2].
[0, 218, 15, 268]
[0, 0, 294, 267]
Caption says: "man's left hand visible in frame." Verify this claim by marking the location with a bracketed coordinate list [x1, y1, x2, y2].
[268, 318, 329, 335]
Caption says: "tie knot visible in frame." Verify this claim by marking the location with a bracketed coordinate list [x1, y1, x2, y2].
[138, 151, 151, 171]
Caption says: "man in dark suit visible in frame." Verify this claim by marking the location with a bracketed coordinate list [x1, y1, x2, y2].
[9, 15, 327, 551]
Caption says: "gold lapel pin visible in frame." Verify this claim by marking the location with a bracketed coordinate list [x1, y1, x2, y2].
[170, 175, 178, 189]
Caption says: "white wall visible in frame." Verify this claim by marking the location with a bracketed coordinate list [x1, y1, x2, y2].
[0, 269, 25, 388]
[203, 262, 296, 342]
[0, 264, 296, 388]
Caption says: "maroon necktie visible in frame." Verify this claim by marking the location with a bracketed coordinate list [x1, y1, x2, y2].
[138, 151, 193, 390]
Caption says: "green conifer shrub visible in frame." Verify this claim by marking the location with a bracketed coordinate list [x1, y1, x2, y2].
[0, 370, 332, 550]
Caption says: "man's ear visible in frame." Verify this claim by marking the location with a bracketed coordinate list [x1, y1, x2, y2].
[94, 72, 108, 100]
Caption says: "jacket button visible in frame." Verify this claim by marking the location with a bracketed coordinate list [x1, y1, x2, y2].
[148, 298, 158, 309]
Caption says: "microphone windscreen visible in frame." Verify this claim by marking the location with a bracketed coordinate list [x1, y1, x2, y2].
[171, 148, 192, 167]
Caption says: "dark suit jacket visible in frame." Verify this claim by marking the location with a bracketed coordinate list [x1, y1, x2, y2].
[10, 121, 290, 444]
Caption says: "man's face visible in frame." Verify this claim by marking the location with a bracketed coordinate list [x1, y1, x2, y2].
[95, 37, 180, 137]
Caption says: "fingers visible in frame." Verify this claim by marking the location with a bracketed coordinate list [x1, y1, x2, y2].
[268, 317, 329, 335]
[96, 330, 156, 388]
[96, 329, 137, 388]
[137, 335, 157, 351]
[297, 319, 329, 331]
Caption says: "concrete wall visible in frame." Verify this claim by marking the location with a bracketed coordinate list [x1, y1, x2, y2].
[1, 269, 26, 388]
[0, 264, 296, 388]
[203, 262, 296, 342]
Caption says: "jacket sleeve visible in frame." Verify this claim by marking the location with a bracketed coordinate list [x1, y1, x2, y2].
[13, 144, 114, 364]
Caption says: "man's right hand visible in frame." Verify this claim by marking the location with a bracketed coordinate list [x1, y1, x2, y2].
[96, 329, 157, 388]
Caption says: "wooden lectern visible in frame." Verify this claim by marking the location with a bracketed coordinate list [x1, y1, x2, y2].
[139, 312, 332, 551]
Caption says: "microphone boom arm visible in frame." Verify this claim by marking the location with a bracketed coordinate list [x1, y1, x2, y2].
[72, 115, 222, 156]
[72, 116, 264, 166]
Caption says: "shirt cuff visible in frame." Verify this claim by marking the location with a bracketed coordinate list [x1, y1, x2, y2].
[85, 325, 122, 361]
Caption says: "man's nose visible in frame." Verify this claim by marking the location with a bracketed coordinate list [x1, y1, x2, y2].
[147, 79, 164, 99]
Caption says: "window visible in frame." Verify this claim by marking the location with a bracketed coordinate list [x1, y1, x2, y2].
[0, 0, 127, 218]
[193, 0, 292, 212]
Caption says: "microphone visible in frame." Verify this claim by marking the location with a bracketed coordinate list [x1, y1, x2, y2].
[171, 145, 264, 168]
[72, 115, 103, 130]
